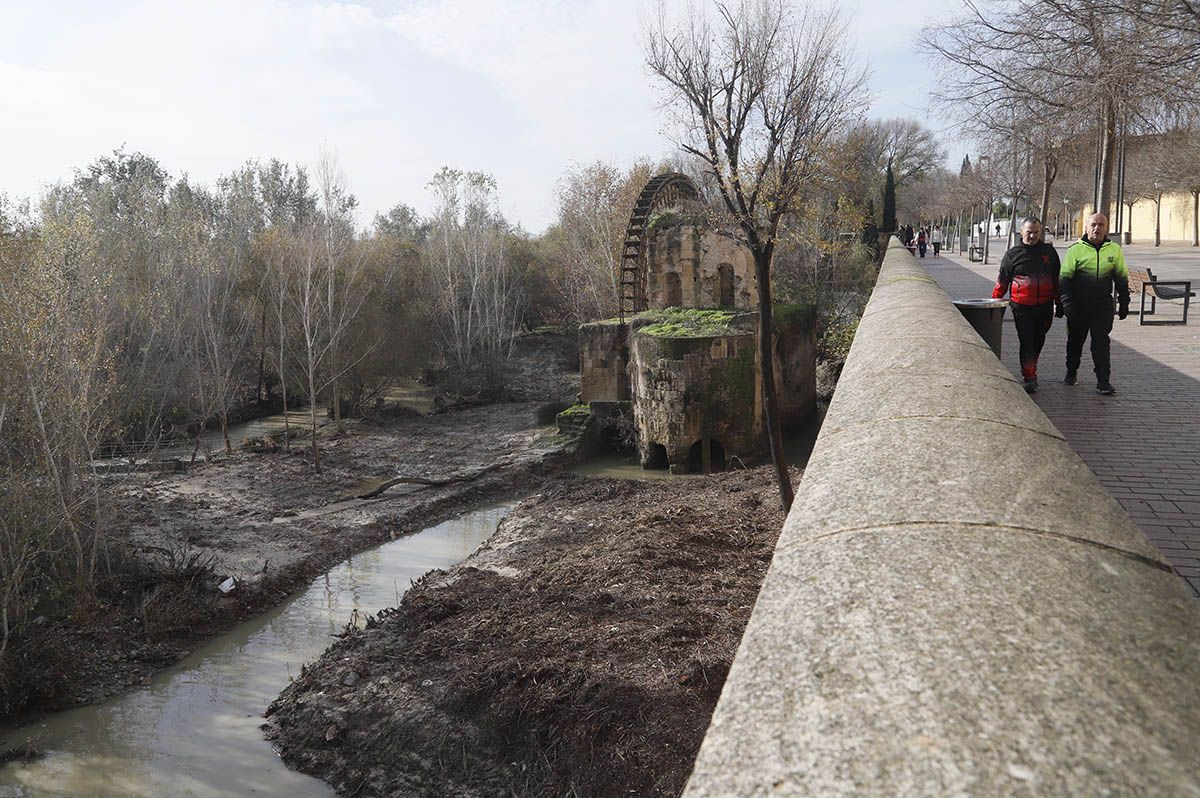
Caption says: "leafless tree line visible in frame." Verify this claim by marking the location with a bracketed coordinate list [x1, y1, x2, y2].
[923, 0, 1200, 232]
[0, 149, 536, 658]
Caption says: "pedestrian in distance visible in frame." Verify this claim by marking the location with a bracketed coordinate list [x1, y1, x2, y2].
[992, 217, 1060, 393]
[931, 225, 943, 256]
[995, 222, 1001, 238]
[1060, 212, 1131, 395]
[917, 226, 928, 257]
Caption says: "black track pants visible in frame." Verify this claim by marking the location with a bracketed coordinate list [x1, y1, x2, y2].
[1066, 305, 1114, 382]
[1011, 303, 1054, 380]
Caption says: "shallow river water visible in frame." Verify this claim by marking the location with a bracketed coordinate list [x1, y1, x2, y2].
[0, 502, 515, 798]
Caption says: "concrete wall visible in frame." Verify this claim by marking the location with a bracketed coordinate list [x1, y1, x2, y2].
[684, 238, 1200, 795]
[645, 225, 758, 310]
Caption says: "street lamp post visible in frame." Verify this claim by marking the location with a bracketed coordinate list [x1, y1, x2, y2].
[980, 155, 992, 265]
[1153, 181, 1162, 247]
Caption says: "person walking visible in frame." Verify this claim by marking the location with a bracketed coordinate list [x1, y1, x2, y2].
[992, 217, 1060, 393]
[1060, 212, 1130, 395]
[917, 226, 928, 257]
[931, 225, 943, 256]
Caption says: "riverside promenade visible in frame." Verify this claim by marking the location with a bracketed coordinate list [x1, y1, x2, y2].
[927, 238, 1200, 596]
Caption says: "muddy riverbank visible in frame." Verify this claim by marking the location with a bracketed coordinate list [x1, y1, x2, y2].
[266, 466, 790, 797]
[1, 503, 519, 797]
[1, 402, 578, 722]
[2, 332, 580, 722]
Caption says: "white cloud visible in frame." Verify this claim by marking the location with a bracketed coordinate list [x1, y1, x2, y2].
[0, 0, 961, 232]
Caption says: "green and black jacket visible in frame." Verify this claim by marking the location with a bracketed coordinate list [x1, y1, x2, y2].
[1060, 237, 1130, 308]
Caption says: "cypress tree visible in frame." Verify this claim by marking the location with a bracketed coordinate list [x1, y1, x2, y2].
[882, 161, 897, 233]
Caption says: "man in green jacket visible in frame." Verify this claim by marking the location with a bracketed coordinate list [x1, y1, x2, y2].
[1060, 213, 1130, 395]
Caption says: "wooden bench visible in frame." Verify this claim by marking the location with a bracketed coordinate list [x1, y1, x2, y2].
[1127, 267, 1194, 325]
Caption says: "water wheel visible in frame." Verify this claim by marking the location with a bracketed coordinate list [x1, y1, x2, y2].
[619, 173, 700, 320]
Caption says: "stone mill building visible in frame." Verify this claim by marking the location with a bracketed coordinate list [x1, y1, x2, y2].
[567, 173, 816, 474]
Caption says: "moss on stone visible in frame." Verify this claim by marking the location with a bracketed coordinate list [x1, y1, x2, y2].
[638, 308, 739, 338]
[558, 403, 592, 417]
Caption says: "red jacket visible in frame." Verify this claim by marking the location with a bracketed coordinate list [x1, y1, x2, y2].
[992, 242, 1061, 306]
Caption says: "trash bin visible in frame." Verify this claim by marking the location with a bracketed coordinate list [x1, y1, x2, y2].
[953, 298, 1008, 358]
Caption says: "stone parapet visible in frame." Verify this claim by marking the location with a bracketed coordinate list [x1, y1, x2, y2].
[683, 238, 1200, 796]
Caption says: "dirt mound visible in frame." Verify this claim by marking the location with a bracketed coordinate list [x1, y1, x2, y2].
[265, 468, 789, 797]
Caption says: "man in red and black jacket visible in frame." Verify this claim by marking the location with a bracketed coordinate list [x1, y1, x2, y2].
[992, 217, 1061, 393]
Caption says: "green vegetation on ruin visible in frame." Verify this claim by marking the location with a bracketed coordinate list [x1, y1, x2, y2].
[557, 403, 592, 417]
[637, 308, 740, 338]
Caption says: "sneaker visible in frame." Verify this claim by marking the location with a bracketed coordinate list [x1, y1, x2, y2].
[1096, 382, 1116, 395]
[1023, 378, 1038, 393]
[1064, 370, 1078, 385]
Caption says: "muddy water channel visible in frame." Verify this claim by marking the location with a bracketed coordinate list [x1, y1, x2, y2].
[0, 503, 516, 798]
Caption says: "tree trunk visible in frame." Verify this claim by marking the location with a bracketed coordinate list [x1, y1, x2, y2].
[277, 298, 291, 452]
[257, 308, 267, 403]
[308, 369, 321, 473]
[1192, 190, 1199, 247]
[1039, 153, 1057, 239]
[754, 249, 793, 513]
[1097, 100, 1117, 217]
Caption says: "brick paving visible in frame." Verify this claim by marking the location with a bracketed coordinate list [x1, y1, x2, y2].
[922, 239, 1200, 596]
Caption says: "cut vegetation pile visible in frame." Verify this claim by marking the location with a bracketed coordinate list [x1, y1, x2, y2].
[266, 467, 790, 797]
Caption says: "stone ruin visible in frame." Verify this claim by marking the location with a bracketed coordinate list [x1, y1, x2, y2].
[563, 173, 816, 474]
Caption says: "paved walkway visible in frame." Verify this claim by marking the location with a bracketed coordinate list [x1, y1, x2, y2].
[924, 239, 1200, 596]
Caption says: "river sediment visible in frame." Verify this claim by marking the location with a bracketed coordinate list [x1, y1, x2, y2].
[265, 467, 790, 797]
[0, 503, 518, 797]
[1, 402, 577, 722]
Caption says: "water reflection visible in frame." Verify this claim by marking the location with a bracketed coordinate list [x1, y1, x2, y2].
[0, 503, 514, 798]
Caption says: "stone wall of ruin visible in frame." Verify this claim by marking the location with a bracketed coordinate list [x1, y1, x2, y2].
[644, 225, 757, 311]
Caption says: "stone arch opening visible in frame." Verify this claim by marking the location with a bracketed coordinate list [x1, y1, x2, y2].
[644, 442, 669, 470]
[664, 272, 683, 307]
[688, 438, 727, 473]
[718, 263, 735, 308]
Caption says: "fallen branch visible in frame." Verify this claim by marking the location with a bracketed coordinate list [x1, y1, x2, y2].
[350, 461, 509, 500]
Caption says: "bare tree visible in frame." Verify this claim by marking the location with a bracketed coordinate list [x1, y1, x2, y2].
[288, 218, 372, 472]
[645, 0, 866, 512]
[1182, 127, 1200, 247]
[315, 153, 359, 428]
[924, 0, 1200, 217]
[0, 209, 117, 602]
[555, 160, 654, 323]
[426, 168, 526, 395]
[846, 118, 946, 201]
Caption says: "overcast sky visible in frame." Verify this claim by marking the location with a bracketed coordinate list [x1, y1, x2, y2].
[1, 0, 962, 233]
